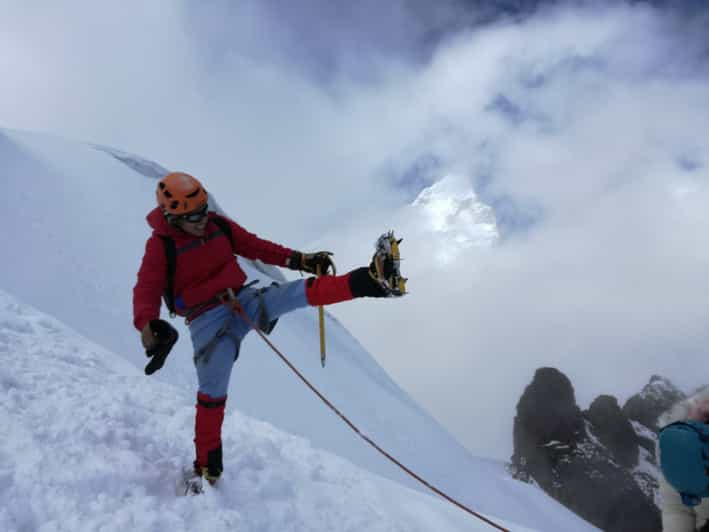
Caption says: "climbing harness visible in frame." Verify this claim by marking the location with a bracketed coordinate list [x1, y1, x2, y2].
[192, 282, 280, 365]
[193, 313, 241, 365]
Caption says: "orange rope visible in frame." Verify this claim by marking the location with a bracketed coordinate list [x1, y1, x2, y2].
[230, 301, 510, 532]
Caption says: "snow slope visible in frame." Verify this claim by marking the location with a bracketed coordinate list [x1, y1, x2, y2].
[0, 128, 597, 531]
[0, 289, 530, 532]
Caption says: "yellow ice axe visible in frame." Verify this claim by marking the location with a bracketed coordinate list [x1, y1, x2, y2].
[316, 264, 326, 367]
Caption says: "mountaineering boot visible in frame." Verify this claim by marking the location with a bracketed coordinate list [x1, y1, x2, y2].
[199, 446, 223, 486]
[369, 231, 407, 297]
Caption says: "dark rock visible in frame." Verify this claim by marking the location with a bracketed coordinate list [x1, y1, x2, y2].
[701, 518, 709, 532]
[554, 437, 660, 532]
[622, 375, 685, 431]
[512, 368, 661, 532]
[513, 367, 583, 446]
[585, 394, 640, 469]
[512, 367, 584, 489]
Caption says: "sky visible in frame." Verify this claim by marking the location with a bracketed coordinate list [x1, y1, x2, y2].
[2, 0, 709, 459]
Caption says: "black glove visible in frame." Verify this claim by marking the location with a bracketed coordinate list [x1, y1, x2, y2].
[287, 251, 336, 276]
[144, 319, 179, 376]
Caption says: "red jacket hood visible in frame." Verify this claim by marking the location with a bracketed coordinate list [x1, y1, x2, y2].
[146, 207, 176, 237]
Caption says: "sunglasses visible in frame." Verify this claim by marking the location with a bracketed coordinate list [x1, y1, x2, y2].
[180, 204, 209, 223]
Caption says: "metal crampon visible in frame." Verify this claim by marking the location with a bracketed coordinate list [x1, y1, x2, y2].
[369, 231, 407, 297]
[177, 465, 204, 496]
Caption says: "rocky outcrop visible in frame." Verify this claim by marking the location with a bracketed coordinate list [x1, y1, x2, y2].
[512, 367, 584, 490]
[622, 375, 685, 432]
[585, 394, 639, 469]
[511, 369, 663, 532]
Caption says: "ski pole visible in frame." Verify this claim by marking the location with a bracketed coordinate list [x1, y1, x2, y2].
[316, 264, 326, 367]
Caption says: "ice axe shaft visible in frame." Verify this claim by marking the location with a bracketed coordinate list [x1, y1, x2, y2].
[316, 265, 326, 367]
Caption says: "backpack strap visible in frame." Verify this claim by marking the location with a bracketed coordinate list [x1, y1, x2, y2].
[158, 235, 178, 317]
[211, 215, 233, 251]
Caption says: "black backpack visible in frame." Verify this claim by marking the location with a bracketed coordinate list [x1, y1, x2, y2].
[158, 215, 233, 317]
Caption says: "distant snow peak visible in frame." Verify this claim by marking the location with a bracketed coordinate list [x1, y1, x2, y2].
[411, 175, 498, 263]
[642, 375, 682, 401]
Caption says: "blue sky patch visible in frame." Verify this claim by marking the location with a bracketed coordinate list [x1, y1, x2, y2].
[676, 155, 702, 172]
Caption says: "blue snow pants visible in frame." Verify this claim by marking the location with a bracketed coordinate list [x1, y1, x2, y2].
[188, 279, 308, 398]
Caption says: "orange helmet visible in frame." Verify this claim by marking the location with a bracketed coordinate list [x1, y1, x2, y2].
[156, 172, 208, 215]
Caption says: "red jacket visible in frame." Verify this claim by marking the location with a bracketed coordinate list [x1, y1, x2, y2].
[133, 208, 293, 331]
